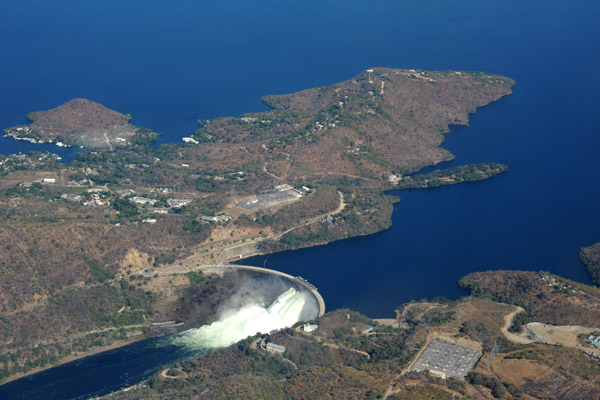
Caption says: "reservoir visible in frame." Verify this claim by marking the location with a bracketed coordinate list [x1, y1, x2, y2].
[1, 0, 600, 397]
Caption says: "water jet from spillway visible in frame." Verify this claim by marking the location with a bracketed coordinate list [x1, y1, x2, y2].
[172, 287, 316, 350]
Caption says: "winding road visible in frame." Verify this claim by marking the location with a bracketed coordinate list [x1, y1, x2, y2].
[501, 306, 532, 344]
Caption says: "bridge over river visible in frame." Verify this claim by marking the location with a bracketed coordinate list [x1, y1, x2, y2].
[198, 264, 325, 317]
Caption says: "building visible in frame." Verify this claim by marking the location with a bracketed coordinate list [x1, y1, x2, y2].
[266, 343, 286, 355]
[302, 323, 318, 333]
[132, 196, 157, 206]
[182, 137, 199, 144]
[388, 174, 403, 184]
[116, 189, 136, 197]
[200, 214, 232, 223]
[167, 198, 192, 208]
[60, 193, 82, 202]
[42, 178, 56, 184]
[275, 184, 293, 191]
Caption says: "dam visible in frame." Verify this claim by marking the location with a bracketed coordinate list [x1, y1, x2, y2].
[198, 263, 326, 317]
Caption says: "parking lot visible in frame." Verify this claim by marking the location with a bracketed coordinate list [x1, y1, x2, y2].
[412, 338, 481, 379]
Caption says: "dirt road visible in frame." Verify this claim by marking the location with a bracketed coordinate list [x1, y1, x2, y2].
[501, 306, 533, 344]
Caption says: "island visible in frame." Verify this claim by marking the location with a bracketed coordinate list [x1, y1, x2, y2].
[3, 68, 597, 399]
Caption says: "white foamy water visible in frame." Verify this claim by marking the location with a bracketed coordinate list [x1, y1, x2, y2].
[173, 288, 312, 350]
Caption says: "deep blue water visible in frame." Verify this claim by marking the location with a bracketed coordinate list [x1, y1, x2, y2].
[1, 0, 600, 398]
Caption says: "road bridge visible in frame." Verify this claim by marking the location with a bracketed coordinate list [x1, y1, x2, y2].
[199, 264, 325, 317]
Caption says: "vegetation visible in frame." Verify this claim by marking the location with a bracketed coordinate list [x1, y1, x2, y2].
[0, 283, 153, 383]
[580, 241, 600, 286]
[112, 197, 140, 219]
[459, 270, 600, 327]
[389, 384, 463, 400]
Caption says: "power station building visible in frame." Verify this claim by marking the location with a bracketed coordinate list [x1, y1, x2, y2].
[266, 342, 286, 355]
[302, 323, 318, 333]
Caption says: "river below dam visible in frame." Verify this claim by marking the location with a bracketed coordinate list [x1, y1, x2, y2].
[0, 287, 317, 399]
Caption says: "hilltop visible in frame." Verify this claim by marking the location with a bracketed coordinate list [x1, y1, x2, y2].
[3, 98, 157, 149]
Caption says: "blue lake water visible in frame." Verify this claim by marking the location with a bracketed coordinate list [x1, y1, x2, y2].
[1, 0, 600, 398]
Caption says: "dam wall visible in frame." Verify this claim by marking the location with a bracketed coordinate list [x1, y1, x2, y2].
[199, 264, 325, 317]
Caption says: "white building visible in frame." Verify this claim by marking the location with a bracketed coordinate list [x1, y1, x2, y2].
[182, 137, 199, 144]
[200, 214, 232, 223]
[302, 323, 318, 333]
[167, 198, 192, 208]
[133, 196, 157, 206]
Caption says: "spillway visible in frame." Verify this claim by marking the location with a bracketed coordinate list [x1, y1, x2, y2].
[173, 287, 313, 350]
